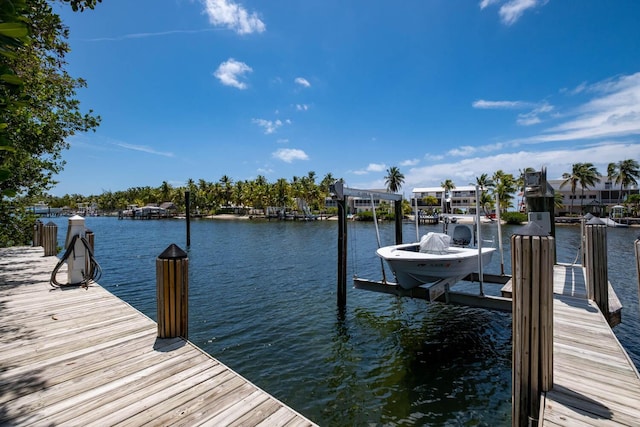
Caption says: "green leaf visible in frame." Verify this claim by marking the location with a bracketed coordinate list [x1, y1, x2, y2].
[0, 145, 16, 153]
[0, 74, 23, 85]
[2, 188, 17, 197]
[0, 23, 29, 40]
[0, 168, 10, 181]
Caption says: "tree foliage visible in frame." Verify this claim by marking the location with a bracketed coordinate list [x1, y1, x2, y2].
[0, 0, 100, 247]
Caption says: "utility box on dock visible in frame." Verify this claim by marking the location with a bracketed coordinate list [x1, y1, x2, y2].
[65, 215, 88, 284]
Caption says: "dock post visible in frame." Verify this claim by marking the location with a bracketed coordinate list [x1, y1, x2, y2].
[337, 198, 348, 308]
[394, 199, 403, 244]
[85, 228, 95, 278]
[156, 244, 189, 339]
[511, 222, 554, 427]
[635, 239, 640, 317]
[42, 221, 58, 256]
[185, 191, 191, 247]
[33, 220, 43, 247]
[584, 217, 608, 317]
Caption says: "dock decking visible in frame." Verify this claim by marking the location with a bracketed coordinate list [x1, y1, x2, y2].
[541, 264, 640, 426]
[0, 246, 317, 426]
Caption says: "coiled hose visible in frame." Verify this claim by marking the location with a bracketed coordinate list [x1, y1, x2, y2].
[50, 234, 103, 288]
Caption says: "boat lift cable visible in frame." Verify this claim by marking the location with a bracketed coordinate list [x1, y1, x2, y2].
[370, 195, 388, 284]
[50, 234, 103, 288]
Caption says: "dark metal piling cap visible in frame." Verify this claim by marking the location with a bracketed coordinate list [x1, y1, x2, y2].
[158, 243, 188, 259]
[586, 217, 606, 226]
[514, 221, 550, 236]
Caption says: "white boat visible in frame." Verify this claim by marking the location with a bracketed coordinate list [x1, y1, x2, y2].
[376, 226, 496, 289]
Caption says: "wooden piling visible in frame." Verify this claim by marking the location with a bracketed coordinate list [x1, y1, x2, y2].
[636, 239, 640, 317]
[32, 220, 43, 247]
[584, 217, 608, 318]
[394, 200, 403, 244]
[337, 198, 347, 308]
[511, 223, 554, 427]
[42, 221, 58, 256]
[85, 228, 95, 278]
[156, 244, 189, 339]
[185, 190, 191, 247]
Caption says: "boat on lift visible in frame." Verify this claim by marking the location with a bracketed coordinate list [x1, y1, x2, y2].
[376, 224, 496, 289]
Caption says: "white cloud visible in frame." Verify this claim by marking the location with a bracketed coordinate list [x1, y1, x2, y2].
[296, 104, 309, 111]
[473, 99, 531, 109]
[295, 77, 311, 88]
[214, 58, 252, 89]
[400, 158, 420, 167]
[350, 163, 387, 176]
[400, 142, 640, 192]
[500, 0, 539, 25]
[516, 102, 553, 126]
[479, 0, 500, 9]
[479, 0, 548, 25]
[448, 146, 477, 157]
[253, 118, 283, 134]
[116, 143, 174, 157]
[474, 98, 554, 125]
[367, 163, 387, 172]
[272, 148, 309, 163]
[202, 0, 265, 34]
[524, 72, 640, 143]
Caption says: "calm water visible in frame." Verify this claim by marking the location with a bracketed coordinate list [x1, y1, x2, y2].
[49, 216, 640, 426]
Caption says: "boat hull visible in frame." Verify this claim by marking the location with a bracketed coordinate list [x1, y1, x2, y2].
[376, 243, 496, 289]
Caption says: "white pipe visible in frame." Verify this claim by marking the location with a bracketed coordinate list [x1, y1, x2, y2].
[414, 191, 419, 242]
[496, 192, 504, 275]
[476, 185, 484, 296]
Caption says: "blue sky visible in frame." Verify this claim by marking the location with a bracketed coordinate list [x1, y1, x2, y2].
[51, 0, 640, 196]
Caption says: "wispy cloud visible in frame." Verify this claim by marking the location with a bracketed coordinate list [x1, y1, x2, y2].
[201, 0, 265, 34]
[294, 77, 311, 88]
[523, 72, 640, 143]
[448, 146, 478, 157]
[272, 148, 309, 163]
[480, 0, 548, 25]
[400, 158, 420, 167]
[296, 104, 309, 111]
[474, 98, 554, 126]
[85, 29, 218, 42]
[116, 143, 174, 157]
[352, 163, 387, 175]
[398, 142, 640, 192]
[472, 99, 532, 109]
[253, 118, 284, 134]
[214, 58, 252, 89]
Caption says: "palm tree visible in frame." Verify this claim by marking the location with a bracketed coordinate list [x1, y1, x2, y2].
[384, 166, 405, 193]
[440, 179, 455, 214]
[560, 165, 580, 215]
[471, 173, 494, 191]
[491, 171, 516, 213]
[607, 159, 640, 204]
[561, 163, 601, 215]
[576, 163, 601, 213]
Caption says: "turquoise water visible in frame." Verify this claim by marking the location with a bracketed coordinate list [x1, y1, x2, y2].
[49, 217, 640, 426]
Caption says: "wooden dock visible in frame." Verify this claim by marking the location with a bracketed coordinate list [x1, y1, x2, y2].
[505, 264, 640, 426]
[0, 246, 317, 426]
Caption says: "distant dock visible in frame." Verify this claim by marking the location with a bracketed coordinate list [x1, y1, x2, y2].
[0, 246, 317, 426]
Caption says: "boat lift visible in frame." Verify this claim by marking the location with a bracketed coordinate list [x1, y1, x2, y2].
[330, 182, 512, 312]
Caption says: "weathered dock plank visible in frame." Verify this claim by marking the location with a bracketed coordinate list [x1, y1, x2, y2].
[0, 246, 317, 426]
[540, 265, 640, 426]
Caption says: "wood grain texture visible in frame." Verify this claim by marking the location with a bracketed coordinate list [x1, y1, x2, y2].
[0, 246, 316, 426]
